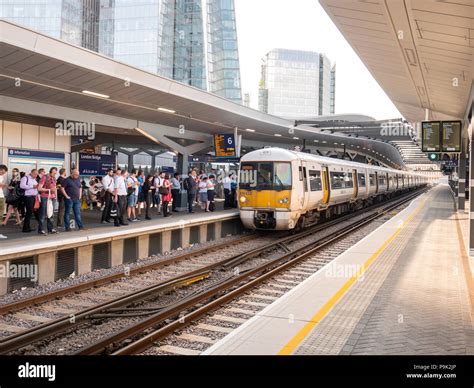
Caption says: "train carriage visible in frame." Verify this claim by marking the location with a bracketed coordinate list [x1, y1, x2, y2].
[238, 148, 428, 231]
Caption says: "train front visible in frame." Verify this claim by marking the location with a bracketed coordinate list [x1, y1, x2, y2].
[238, 154, 296, 230]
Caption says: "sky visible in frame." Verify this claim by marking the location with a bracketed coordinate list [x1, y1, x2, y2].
[234, 0, 402, 120]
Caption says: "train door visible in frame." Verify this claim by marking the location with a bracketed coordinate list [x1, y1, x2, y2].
[386, 173, 389, 192]
[375, 171, 379, 193]
[352, 169, 358, 200]
[321, 166, 330, 205]
[299, 164, 309, 210]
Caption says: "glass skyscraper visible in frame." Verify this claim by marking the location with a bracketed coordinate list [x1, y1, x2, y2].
[0, 0, 99, 50]
[258, 48, 336, 118]
[0, 0, 242, 103]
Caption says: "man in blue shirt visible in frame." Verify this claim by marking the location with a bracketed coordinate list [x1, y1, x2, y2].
[60, 168, 85, 231]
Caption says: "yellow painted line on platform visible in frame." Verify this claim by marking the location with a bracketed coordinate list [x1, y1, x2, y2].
[278, 198, 427, 355]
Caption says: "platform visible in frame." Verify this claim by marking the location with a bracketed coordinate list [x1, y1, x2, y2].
[204, 184, 474, 355]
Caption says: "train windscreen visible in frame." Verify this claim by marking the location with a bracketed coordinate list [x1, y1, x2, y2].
[239, 162, 292, 190]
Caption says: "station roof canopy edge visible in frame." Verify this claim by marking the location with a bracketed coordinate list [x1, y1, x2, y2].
[0, 19, 406, 169]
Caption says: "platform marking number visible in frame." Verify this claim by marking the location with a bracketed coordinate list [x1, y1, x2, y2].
[70, 220, 76, 230]
[398, 314, 404, 324]
[124, 266, 130, 277]
[179, 125, 185, 135]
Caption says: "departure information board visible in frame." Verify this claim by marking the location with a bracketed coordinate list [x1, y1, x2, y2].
[214, 134, 236, 157]
[441, 121, 461, 152]
[422, 121, 441, 152]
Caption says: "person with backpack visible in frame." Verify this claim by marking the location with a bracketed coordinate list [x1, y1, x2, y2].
[183, 170, 197, 214]
[154, 171, 165, 215]
[2, 167, 22, 227]
[20, 169, 39, 233]
[37, 167, 58, 235]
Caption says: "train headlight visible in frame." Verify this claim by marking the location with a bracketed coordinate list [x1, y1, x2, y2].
[278, 197, 289, 204]
[240, 196, 247, 203]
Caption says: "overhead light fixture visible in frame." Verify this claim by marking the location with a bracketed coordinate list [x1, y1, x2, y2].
[293, 137, 299, 140]
[158, 107, 176, 114]
[82, 90, 110, 99]
[274, 134, 282, 137]
[245, 128, 256, 132]
[313, 140, 319, 143]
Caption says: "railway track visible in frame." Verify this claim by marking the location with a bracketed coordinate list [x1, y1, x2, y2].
[0, 187, 427, 355]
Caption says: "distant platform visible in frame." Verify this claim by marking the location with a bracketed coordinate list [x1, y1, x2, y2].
[204, 185, 474, 355]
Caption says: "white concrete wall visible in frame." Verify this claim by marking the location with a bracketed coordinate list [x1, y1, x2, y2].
[0, 120, 71, 166]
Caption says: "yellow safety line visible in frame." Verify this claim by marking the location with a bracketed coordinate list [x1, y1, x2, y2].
[277, 198, 427, 355]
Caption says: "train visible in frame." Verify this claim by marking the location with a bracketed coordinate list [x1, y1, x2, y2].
[238, 148, 429, 230]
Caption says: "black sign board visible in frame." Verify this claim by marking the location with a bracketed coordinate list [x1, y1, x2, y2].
[214, 134, 236, 157]
[422, 121, 441, 152]
[441, 121, 461, 152]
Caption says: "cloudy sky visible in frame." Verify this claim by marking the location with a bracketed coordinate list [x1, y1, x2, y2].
[234, 0, 402, 120]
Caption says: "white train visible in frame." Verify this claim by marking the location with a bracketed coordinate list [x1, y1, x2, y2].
[238, 148, 429, 230]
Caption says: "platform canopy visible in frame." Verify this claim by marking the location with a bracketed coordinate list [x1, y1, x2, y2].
[319, 0, 474, 124]
[0, 19, 406, 168]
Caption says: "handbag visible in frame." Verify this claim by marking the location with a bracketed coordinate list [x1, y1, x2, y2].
[109, 202, 118, 218]
[34, 195, 40, 210]
[47, 197, 54, 218]
[158, 186, 169, 195]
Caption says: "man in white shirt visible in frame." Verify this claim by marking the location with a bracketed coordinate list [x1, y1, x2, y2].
[223, 173, 232, 209]
[0, 164, 7, 239]
[154, 171, 165, 214]
[114, 168, 128, 226]
[127, 168, 140, 222]
[101, 168, 115, 224]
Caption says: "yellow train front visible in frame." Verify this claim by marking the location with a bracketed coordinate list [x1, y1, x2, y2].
[238, 148, 429, 231]
[238, 148, 320, 230]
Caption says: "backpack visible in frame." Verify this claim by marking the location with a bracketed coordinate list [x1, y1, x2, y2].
[183, 177, 191, 191]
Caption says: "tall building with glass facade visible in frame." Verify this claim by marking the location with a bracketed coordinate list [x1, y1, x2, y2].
[258, 48, 336, 118]
[0, 0, 100, 50]
[0, 0, 242, 102]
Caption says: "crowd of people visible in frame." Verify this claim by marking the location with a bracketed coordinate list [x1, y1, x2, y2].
[0, 164, 239, 239]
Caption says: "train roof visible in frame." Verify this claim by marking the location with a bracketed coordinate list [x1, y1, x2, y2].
[240, 148, 414, 175]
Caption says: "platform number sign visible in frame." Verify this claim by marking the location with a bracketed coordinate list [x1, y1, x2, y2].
[214, 134, 236, 157]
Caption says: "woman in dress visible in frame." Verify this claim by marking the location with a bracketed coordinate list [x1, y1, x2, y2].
[161, 174, 172, 217]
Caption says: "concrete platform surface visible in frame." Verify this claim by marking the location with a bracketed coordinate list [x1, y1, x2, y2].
[204, 185, 474, 355]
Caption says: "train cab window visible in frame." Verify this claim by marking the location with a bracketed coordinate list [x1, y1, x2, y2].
[308, 170, 322, 191]
[357, 173, 366, 187]
[239, 162, 292, 190]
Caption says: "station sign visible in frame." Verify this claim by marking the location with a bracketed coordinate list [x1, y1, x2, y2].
[441, 121, 461, 152]
[78, 153, 115, 176]
[8, 148, 64, 160]
[421, 121, 441, 152]
[214, 134, 236, 157]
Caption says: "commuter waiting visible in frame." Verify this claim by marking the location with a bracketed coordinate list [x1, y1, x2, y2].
[20, 169, 39, 233]
[61, 168, 85, 231]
